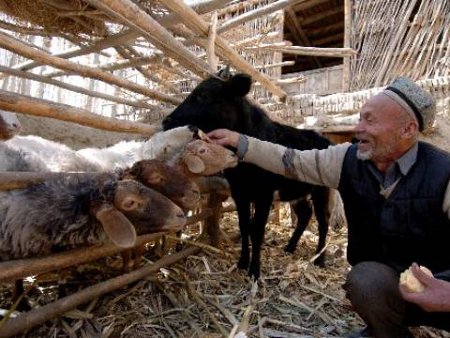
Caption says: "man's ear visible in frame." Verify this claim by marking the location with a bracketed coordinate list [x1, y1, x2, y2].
[402, 120, 419, 139]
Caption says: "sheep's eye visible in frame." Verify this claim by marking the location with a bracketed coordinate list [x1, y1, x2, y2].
[198, 147, 208, 155]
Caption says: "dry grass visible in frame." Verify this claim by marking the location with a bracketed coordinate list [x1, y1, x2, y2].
[1, 205, 449, 338]
[0, 0, 107, 37]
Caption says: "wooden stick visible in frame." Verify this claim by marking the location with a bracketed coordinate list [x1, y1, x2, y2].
[0, 65, 157, 110]
[0, 245, 201, 338]
[244, 44, 357, 57]
[217, 0, 300, 34]
[0, 89, 161, 136]
[207, 11, 218, 73]
[85, 0, 210, 78]
[0, 210, 213, 283]
[0, 31, 180, 105]
[160, 0, 287, 100]
[342, 0, 352, 91]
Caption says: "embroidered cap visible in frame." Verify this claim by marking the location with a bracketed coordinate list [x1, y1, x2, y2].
[382, 77, 436, 132]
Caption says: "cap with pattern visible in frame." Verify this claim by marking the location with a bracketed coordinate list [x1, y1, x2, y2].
[382, 77, 436, 132]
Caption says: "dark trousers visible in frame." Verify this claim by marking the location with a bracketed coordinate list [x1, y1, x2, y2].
[344, 261, 450, 338]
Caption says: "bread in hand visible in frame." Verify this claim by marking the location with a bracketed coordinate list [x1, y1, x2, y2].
[399, 265, 433, 293]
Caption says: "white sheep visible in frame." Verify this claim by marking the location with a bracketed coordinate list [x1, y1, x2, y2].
[0, 125, 204, 172]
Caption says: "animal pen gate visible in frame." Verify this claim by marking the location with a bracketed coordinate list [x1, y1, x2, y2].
[0, 0, 449, 336]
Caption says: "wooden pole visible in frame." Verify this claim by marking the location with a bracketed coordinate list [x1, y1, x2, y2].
[0, 90, 161, 136]
[342, 0, 352, 91]
[84, 0, 211, 78]
[244, 44, 357, 57]
[0, 245, 202, 338]
[159, 0, 287, 100]
[217, 0, 302, 34]
[0, 31, 180, 105]
[0, 209, 213, 283]
[0, 65, 158, 110]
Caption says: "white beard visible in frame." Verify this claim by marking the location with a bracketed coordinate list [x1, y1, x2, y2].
[356, 148, 373, 161]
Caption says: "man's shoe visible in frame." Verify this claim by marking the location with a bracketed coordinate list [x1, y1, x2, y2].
[345, 326, 373, 338]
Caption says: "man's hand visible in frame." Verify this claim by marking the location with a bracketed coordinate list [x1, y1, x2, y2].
[206, 129, 240, 148]
[399, 263, 450, 312]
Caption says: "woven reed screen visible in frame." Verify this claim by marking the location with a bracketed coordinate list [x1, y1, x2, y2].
[349, 0, 450, 90]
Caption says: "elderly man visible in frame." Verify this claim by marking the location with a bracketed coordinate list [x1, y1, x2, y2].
[207, 77, 450, 338]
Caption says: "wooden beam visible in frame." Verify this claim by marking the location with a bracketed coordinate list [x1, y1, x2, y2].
[0, 31, 180, 105]
[7, 30, 139, 75]
[84, 0, 211, 78]
[159, 0, 287, 100]
[245, 44, 356, 57]
[342, 0, 352, 91]
[313, 33, 344, 46]
[5, 0, 232, 76]
[217, 0, 302, 34]
[299, 7, 343, 26]
[285, 8, 321, 68]
[0, 245, 202, 338]
[0, 90, 161, 136]
[0, 65, 157, 110]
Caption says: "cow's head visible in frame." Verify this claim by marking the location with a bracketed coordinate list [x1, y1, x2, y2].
[163, 70, 252, 133]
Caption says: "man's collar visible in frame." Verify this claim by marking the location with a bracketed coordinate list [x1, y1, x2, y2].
[396, 142, 418, 176]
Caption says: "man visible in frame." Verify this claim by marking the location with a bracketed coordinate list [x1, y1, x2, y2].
[206, 77, 450, 338]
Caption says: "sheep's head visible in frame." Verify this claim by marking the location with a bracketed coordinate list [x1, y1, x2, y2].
[0, 110, 21, 140]
[181, 139, 238, 176]
[93, 179, 186, 245]
[142, 125, 208, 161]
[124, 159, 201, 211]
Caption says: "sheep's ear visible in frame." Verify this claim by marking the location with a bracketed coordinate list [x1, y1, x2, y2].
[183, 154, 205, 174]
[95, 204, 137, 248]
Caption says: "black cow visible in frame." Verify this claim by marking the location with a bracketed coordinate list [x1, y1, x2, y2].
[163, 70, 333, 279]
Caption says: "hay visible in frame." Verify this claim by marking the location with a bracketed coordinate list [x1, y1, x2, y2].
[0, 0, 107, 37]
[1, 207, 449, 337]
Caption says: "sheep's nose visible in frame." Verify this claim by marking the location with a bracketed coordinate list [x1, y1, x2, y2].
[12, 122, 21, 131]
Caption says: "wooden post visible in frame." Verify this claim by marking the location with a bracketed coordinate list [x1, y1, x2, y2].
[342, 0, 352, 91]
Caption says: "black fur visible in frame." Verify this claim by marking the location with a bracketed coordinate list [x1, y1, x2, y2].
[163, 73, 332, 279]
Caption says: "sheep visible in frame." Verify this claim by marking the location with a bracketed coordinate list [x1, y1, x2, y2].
[74, 125, 206, 172]
[0, 174, 186, 261]
[0, 125, 205, 173]
[163, 70, 335, 279]
[122, 159, 201, 212]
[166, 139, 238, 178]
[0, 109, 21, 141]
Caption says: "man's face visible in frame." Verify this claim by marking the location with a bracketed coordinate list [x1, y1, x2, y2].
[355, 94, 406, 163]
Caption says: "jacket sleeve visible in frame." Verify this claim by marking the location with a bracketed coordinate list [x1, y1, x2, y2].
[240, 136, 351, 189]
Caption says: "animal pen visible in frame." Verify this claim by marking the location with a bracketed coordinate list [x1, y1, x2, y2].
[0, 0, 449, 337]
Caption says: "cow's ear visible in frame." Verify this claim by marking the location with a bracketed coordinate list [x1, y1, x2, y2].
[228, 74, 252, 97]
[217, 65, 231, 80]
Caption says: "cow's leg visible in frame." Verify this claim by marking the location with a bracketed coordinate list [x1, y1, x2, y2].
[284, 198, 313, 253]
[311, 187, 331, 267]
[233, 195, 252, 271]
[248, 195, 273, 279]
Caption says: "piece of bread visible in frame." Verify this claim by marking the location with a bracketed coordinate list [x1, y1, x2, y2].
[399, 265, 433, 293]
